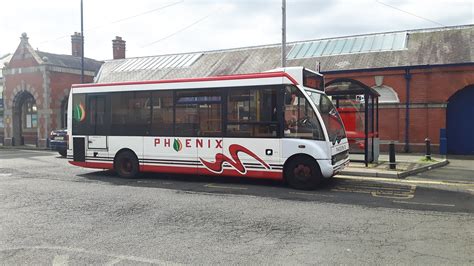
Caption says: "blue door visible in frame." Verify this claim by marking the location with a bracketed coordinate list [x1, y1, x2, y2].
[447, 86, 474, 154]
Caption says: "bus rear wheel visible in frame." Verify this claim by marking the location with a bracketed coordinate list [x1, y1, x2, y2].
[114, 151, 139, 178]
[285, 156, 322, 190]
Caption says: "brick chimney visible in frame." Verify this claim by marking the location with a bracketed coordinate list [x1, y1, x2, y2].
[112, 36, 126, 59]
[71, 32, 83, 57]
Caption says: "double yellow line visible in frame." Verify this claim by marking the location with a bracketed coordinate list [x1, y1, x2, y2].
[335, 175, 474, 189]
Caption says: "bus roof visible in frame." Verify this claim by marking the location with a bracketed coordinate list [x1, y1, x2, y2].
[72, 70, 299, 89]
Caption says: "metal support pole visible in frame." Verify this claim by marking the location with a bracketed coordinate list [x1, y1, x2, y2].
[425, 138, 431, 160]
[281, 0, 286, 68]
[389, 141, 396, 169]
[404, 68, 411, 152]
[364, 92, 369, 166]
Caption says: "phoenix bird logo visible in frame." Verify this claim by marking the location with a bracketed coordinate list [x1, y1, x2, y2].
[73, 102, 86, 122]
[199, 144, 270, 174]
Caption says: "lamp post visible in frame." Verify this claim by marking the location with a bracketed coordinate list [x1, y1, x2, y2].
[281, 0, 286, 68]
[80, 0, 84, 83]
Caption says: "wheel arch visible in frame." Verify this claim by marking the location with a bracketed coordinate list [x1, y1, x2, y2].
[113, 148, 139, 166]
[283, 153, 322, 180]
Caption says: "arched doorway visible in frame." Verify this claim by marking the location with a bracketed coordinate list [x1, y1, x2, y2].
[447, 85, 474, 155]
[12, 91, 38, 146]
[60, 97, 68, 129]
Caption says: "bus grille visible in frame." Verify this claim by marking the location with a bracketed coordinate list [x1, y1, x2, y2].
[332, 150, 349, 165]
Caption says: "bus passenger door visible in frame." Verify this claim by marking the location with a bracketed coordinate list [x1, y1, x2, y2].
[86, 94, 109, 161]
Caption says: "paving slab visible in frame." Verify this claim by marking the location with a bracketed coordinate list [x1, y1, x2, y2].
[341, 153, 449, 179]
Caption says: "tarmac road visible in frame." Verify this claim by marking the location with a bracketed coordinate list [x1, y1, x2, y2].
[0, 149, 473, 264]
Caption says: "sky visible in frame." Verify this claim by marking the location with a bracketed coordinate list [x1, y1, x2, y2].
[0, 0, 473, 61]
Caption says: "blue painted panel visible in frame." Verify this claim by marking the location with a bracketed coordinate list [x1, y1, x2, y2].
[447, 86, 474, 154]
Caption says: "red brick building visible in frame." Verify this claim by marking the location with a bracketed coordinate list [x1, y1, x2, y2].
[325, 65, 474, 153]
[95, 25, 474, 154]
[2, 33, 102, 147]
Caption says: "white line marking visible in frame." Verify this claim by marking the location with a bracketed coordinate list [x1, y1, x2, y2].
[52, 255, 69, 266]
[205, 183, 248, 190]
[0, 246, 180, 265]
[393, 200, 455, 207]
[105, 258, 123, 265]
[289, 191, 334, 197]
[0, 173, 12, 177]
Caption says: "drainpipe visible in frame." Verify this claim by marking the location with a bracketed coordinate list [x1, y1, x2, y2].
[404, 68, 412, 153]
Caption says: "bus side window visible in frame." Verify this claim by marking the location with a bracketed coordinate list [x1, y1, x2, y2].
[151, 91, 173, 136]
[227, 86, 279, 137]
[72, 93, 88, 135]
[110, 91, 151, 136]
[175, 89, 222, 137]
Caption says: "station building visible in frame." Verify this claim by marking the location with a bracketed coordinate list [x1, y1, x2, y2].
[1, 33, 102, 147]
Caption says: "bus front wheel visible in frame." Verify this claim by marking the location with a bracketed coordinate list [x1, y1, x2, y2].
[114, 151, 139, 178]
[284, 156, 322, 190]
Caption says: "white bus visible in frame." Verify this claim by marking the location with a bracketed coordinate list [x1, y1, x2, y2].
[68, 67, 349, 189]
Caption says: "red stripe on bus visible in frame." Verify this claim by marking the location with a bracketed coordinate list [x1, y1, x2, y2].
[69, 161, 283, 180]
[141, 164, 283, 180]
[198, 168, 282, 180]
[139, 164, 197, 175]
[69, 161, 114, 169]
[72, 71, 299, 88]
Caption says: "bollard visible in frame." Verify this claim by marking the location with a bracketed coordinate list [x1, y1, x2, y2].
[425, 138, 431, 160]
[389, 141, 396, 169]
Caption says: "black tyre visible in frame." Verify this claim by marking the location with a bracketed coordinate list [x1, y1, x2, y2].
[58, 150, 67, 157]
[284, 156, 322, 190]
[114, 151, 139, 178]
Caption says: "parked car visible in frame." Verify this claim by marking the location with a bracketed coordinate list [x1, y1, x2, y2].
[50, 129, 68, 157]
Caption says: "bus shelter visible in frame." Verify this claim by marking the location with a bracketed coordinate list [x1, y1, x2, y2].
[325, 79, 380, 166]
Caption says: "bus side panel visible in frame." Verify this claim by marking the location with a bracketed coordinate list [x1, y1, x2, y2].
[218, 138, 283, 179]
[108, 136, 143, 166]
[142, 136, 198, 175]
[84, 135, 110, 164]
[197, 137, 223, 176]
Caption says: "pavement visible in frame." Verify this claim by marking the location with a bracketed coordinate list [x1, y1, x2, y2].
[341, 153, 456, 180]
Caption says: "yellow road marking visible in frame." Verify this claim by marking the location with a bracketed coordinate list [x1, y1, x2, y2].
[335, 175, 474, 188]
[204, 184, 248, 190]
[393, 200, 455, 207]
[289, 191, 334, 197]
[371, 191, 415, 199]
[331, 182, 416, 199]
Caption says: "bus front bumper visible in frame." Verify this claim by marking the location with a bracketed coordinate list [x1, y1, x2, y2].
[318, 157, 350, 178]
